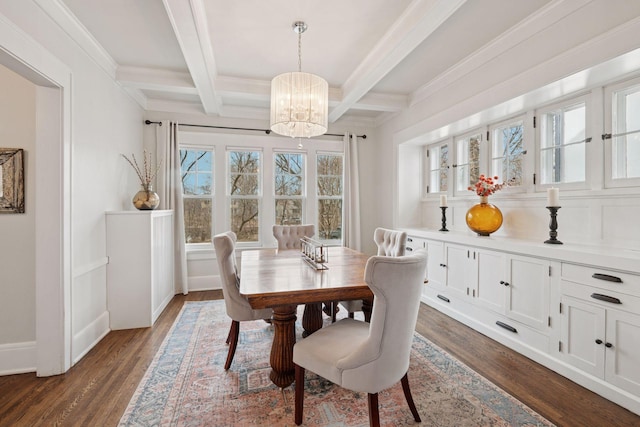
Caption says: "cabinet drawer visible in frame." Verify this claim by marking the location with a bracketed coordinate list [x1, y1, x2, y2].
[474, 309, 550, 354]
[561, 280, 640, 314]
[423, 286, 467, 312]
[561, 263, 640, 297]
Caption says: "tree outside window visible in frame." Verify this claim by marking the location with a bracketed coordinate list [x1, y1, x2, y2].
[492, 121, 524, 186]
[228, 150, 261, 242]
[455, 133, 481, 193]
[317, 153, 343, 241]
[180, 148, 213, 244]
[428, 143, 449, 194]
[274, 152, 304, 225]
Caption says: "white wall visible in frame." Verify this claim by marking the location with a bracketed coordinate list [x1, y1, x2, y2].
[0, 1, 144, 373]
[0, 65, 36, 346]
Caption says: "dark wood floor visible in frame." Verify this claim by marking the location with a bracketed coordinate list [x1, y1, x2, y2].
[0, 291, 638, 426]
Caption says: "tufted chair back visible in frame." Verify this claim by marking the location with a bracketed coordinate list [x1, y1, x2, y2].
[273, 224, 315, 251]
[293, 249, 428, 426]
[373, 227, 407, 257]
[213, 231, 272, 322]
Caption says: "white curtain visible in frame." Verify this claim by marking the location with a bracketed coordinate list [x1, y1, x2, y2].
[156, 121, 189, 294]
[343, 132, 362, 251]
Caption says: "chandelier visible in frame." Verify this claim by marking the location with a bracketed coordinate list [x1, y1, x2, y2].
[270, 21, 328, 138]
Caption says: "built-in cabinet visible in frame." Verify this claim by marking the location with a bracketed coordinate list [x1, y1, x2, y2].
[409, 229, 640, 415]
[106, 210, 175, 330]
[560, 263, 640, 397]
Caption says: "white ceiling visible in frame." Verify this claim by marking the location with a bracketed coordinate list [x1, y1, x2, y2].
[58, 0, 551, 125]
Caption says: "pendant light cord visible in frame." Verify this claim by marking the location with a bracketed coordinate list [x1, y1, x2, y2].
[298, 29, 302, 72]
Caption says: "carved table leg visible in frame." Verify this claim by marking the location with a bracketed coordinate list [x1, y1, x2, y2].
[302, 303, 323, 337]
[269, 304, 297, 388]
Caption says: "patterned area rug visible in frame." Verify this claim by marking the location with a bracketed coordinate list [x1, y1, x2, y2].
[119, 301, 554, 426]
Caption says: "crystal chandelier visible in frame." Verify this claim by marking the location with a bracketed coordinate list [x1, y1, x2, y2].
[270, 21, 328, 138]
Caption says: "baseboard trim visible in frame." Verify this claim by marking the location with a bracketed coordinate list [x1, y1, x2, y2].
[188, 275, 222, 292]
[0, 341, 36, 376]
[72, 310, 110, 365]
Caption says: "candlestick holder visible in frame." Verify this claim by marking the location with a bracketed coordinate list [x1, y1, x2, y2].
[439, 206, 449, 232]
[544, 206, 563, 244]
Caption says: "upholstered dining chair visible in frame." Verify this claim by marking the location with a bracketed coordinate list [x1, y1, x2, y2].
[339, 227, 408, 318]
[213, 231, 273, 370]
[272, 224, 315, 251]
[293, 249, 428, 427]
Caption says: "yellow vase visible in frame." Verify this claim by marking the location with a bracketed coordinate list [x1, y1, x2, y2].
[465, 196, 503, 236]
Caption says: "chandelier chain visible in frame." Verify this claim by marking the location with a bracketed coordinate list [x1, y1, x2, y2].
[297, 30, 302, 72]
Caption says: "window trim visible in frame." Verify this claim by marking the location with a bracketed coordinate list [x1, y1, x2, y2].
[604, 75, 640, 189]
[227, 148, 263, 246]
[535, 94, 591, 191]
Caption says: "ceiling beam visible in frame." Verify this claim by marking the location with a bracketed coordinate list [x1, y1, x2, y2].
[117, 66, 198, 95]
[328, 0, 467, 123]
[162, 0, 221, 114]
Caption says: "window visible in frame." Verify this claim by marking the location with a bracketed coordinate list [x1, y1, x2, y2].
[228, 150, 261, 243]
[317, 153, 343, 242]
[427, 142, 449, 194]
[274, 152, 305, 225]
[610, 82, 640, 182]
[455, 132, 481, 194]
[539, 100, 586, 185]
[491, 119, 524, 186]
[180, 148, 213, 244]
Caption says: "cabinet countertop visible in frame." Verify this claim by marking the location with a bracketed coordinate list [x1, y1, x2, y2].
[403, 228, 640, 275]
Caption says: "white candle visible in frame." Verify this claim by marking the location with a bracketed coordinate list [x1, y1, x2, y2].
[547, 187, 560, 207]
[440, 195, 447, 207]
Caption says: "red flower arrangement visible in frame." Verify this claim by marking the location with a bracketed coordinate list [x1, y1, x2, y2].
[468, 175, 505, 197]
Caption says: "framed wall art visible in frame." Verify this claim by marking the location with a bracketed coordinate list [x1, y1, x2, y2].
[0, 148, 25, 213]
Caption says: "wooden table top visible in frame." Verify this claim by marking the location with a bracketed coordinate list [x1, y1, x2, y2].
[240, 247, 372, 309]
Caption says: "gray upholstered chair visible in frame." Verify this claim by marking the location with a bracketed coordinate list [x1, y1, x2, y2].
[293, 249, 428, 427]
[340, 227, 408, 318]
[272, 224, 315, 251]
[213, 231, 272, 370]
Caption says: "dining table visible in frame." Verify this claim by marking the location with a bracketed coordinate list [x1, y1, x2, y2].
[239, 246, 373, 388]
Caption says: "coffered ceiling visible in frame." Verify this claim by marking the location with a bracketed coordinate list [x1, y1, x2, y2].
[54, 0, 552, 125]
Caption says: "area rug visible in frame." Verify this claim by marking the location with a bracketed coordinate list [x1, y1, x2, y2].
[119, 301, 554, 426]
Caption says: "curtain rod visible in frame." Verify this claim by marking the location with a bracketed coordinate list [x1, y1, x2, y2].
[144, 120, 366, 139]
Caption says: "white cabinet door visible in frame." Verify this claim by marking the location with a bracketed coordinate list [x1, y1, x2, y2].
[605, 309, 640, 396]
[505, 255, 551, 330]
[561, 296, 606, 378]
[444, 244, 473, 300]
[425, 240, 445, 290]
[475, 249, 506, 313]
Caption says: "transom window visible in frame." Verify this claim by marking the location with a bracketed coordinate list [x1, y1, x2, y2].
[180, 148, 213, 244]
[228, 150, 261, 243]
[274, 152, 305, 225]
[611, 83, 640, 180]
[454, 132, 481, 194]
[491, 119, 524, 187]
[426, 142, 449, 194]
[538, 100, 586, 185]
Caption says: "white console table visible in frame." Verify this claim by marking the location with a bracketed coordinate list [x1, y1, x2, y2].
[106, 210, 175, 330]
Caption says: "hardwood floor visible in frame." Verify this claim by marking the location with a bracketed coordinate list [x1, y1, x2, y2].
[0, 292, 638, 426]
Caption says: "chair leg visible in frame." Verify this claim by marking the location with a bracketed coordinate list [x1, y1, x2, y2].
[367, 393, 380, 427]
[401, 373, 421, 422]
[295, 364, 305, 425]
[331, 301, 337, 323]
[348, 312, 355, 319]
[225, 319, 234, 344]
[224, 320, 239, 370]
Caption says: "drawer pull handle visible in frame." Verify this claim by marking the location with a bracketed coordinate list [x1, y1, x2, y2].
[605, 342, 613, 348]
[595, 339, 603, 345]
[406, 247, 413, 251]
[592, 273, 622, 283]
[437, 294, 450, 303]
[496, 321, 517, 333]
[590, 293, 622, 304]
[440, 263, 447, 268]
[408, 237, 413, 242]
[500, 280, 510, 286]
